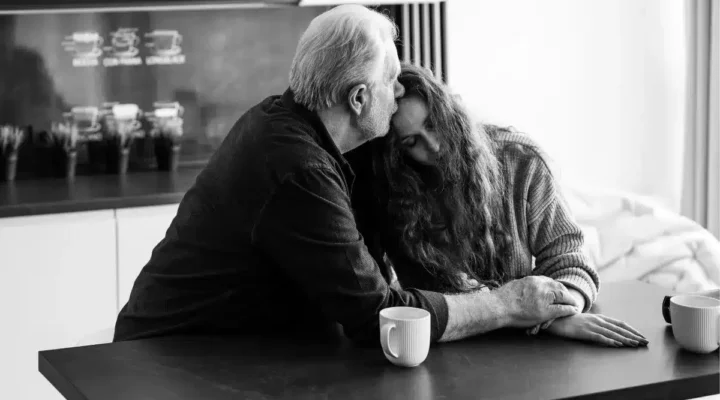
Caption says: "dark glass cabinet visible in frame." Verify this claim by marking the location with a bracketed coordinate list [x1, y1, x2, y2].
[0, 1, 442, 178]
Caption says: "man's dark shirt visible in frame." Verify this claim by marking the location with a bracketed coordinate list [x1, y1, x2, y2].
[113, 89, 449, 344]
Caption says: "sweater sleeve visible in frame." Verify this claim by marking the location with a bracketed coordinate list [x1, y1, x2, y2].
[524, 154, 600, 312]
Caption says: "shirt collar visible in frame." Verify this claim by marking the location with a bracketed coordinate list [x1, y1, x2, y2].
[280, 88, 355, 180]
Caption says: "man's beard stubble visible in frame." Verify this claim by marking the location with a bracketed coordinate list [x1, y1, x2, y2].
[357, 105, 391, 142]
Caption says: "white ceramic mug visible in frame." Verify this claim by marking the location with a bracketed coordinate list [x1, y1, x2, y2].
[670, 295, 720, 354]
[379, 307, 430, 367]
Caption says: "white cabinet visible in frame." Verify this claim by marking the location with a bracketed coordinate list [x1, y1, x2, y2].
[116, 204, 179, 312]
[0, 211, 117, 400]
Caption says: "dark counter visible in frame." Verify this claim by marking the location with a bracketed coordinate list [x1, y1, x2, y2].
[0, 167, 203, 218]
[38, 282, 720, 400]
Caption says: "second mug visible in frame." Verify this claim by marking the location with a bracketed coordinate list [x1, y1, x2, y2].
[379, 306, 430, 367]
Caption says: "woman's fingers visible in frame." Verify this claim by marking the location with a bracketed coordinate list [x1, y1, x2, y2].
[587, 332, 623, 347]
[530, 324, 541, 335]
[593, 325, 641, 347]
[540, 318, 555, 330]
[527, 319, 553, 336]
[595, 316, 648, 346]
[600, 316, 648, 341]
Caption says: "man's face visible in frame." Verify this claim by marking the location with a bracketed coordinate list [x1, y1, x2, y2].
[358, 39, 404, 140]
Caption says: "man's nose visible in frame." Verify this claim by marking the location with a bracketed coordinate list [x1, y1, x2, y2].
[394, 81, 405, 98]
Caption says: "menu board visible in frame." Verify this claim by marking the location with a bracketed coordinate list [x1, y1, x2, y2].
[0, 5, 328, 167]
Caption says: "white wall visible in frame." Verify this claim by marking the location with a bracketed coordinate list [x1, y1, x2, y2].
[446, 0, 687, 211]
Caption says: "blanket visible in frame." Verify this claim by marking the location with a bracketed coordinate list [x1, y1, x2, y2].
[561, 184, 720, 294]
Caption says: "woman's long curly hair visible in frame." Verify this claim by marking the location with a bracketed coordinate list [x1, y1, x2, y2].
[370, 63, 511, 293]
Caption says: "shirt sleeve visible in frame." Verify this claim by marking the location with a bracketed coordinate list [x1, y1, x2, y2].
[525, 156, 600, 312]
[251, 165, 449, 343]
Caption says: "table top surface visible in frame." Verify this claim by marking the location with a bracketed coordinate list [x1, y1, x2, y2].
[39, 281, 720, 400]
[0, 167, 201, 218]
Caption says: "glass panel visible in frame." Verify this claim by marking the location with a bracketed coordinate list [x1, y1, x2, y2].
[0, 5, 329, 175]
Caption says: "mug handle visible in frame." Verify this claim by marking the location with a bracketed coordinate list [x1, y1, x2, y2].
[381, 322, 398, 359]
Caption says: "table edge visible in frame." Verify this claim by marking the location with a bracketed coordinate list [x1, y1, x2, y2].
[561, 371, 720, 400]
[39, 351, 89, 400]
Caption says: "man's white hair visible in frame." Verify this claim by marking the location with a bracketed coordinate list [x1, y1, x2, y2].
[289, 5, 398, 111]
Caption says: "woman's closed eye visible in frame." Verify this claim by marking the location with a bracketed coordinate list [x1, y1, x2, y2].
[400, 135, 418, 147]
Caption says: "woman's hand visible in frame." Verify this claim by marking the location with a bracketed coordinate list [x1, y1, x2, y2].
[540, 313, 649, 347]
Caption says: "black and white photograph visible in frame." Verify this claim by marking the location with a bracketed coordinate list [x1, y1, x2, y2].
[0, 0, 718, 399]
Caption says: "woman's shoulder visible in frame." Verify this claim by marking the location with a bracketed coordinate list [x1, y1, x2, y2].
[484, 124, 538, 152]
[483, 124, 558, 176]
[484, 124, 547, 158]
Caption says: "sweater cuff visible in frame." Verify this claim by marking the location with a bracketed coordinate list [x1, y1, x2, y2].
[416, 289, 449, 342]
[555, 272, 599, 313]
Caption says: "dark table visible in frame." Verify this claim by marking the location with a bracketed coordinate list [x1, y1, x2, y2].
[39, 281, 720, 400]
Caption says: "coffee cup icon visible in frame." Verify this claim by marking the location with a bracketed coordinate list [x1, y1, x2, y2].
[145, 30, 183, 56]
[110, 28, 140, 58]
[71, 32, 104, 58]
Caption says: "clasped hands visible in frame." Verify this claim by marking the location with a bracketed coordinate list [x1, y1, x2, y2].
[458, 273, 648, 347]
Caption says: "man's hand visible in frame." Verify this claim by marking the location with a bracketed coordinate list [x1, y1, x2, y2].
[527, 286, 586, 335]
[565, 287, 586, 311]
[544, 313, 649, 347]
[496, 276, 580, 328]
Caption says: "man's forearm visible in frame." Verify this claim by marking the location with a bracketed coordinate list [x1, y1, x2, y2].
[438, 290, 510, 342]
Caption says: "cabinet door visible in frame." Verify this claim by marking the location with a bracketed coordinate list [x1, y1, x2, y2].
[116, 204, 179, 312]
[0, 210, 117, 400]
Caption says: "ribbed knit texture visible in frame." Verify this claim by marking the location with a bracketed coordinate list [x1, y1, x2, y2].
[490, 127, 600, 310]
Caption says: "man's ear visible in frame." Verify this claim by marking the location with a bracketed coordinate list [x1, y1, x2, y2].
[347, 83, 369, 117]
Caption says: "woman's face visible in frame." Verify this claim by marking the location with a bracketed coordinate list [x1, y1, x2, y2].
[391, 96, 440, 166]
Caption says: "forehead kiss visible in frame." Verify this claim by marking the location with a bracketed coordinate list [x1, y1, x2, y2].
[390, 94, 441, 166]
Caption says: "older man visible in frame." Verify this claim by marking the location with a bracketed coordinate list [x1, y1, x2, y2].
[114, 5, 579, 344]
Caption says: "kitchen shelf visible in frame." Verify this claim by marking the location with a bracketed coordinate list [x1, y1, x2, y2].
[0, 167, 202, 218]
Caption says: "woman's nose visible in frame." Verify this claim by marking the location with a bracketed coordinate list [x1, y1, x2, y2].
[426, 135, 440, 153]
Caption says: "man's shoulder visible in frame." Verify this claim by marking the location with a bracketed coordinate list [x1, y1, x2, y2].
[232, 95, 335, 161]
[236, 99, 340, 180]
